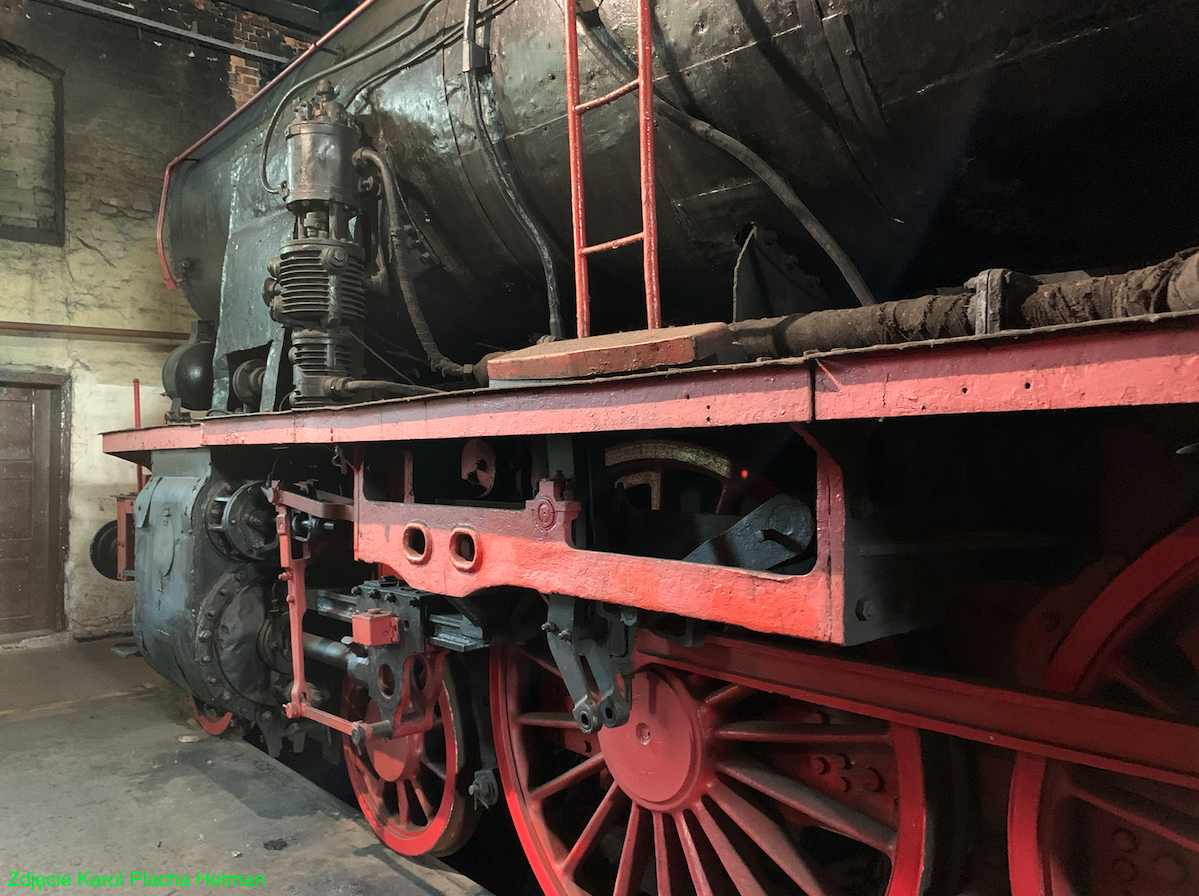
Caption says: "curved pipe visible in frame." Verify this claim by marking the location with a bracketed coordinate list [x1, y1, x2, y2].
[354, 147, 472, 379]
[463, 0, 565, 339]
[577, 10, 876, 307]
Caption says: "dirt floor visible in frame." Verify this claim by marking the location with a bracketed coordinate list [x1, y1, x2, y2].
[0, 636, 490, 895]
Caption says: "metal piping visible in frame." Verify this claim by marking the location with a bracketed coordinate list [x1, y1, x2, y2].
[354, 147, 472, 379]
[463, 0, 565, 340]
[576, 11, 877, 308]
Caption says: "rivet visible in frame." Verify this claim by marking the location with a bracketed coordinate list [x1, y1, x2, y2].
[836, 777, 852, 793]
[1112, 828, 1137, 853]
[1154, 854, 1186, 886]
[1112, 858, 1138, 882]
[206, 676, 218, 685]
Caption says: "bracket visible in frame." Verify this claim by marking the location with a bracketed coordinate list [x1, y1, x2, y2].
[543, 595, 634, 734]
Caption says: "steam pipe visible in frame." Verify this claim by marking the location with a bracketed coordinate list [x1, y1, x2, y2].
[730, 249, 1199, 359]
[463, 0, 565, 340]
[353, 147, 472, 379]
[576, 10, 876, 307]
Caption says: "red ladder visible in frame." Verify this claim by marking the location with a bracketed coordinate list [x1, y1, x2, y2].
[563, 0, 661, 338]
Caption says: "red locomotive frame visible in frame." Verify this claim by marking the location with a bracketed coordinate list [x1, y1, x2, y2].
[108, 309, 1199, 894]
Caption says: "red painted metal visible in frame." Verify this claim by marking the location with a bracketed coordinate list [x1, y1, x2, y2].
[490, 639, 932, 895]
[101, 359, 815, 464]
[635, 0, 660, 331]
[638, 632, 1199, 789]
[353, 471, 848, 642]
[189, 695, 233, 736]
[813, 315, 1199, 418]
[115, 494, 135, 582]
[155, 0, 385, 290]
[1007, 514, 1199, 895]
[102, 316, 1199, 466]
[562, 0, 588, 337]
[132, 378, 146, 491]
[342, 673, 474, 857]
[270, 483, 444, 741]
[352, 609, 400, 647]
[562, 0, 660, 336]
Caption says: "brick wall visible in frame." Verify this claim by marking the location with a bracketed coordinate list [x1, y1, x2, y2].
[0, 57, 57, 232]
[0, 0, 305, 638]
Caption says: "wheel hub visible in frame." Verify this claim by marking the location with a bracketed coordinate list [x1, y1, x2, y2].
[597, 672, 705, 811]
[364, 701, 419, 782]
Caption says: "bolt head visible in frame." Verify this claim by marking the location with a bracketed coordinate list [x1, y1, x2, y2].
[1112, 858, 1138, 882]
[1154, 854, 1186, 886]
[1112, 828, 1137, 852]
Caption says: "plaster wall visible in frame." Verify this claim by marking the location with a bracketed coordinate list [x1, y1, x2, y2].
[0, 0, 301, 637]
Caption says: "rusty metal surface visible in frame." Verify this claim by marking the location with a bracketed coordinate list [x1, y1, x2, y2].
[103, 313, 1199, 464]
[637, 632, 1199, 790]
[166, 0, 1199, 349]
[351, 465, 847, 640]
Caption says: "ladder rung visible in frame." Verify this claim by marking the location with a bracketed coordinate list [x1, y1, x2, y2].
[576, 78, 639, 114]
[582, 232, 645, 255]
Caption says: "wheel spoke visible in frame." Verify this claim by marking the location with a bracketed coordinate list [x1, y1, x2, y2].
[702, 683, 756, 711]
[562, 780, 627, 876]
[715, 720, 889, 745]
[708, 781, 850, 896]
[515, 711, 579, 729]
[1069, 772, 1199, 855]
[673, 813, 716, 896]
[653, 810, 680, 896]
[614, 805, 652, 896]
[692, 800, 769, 896]
[516, 646, 563, 678]
[529, 752, 607, 803]
[412, 779, 436, 823]
[420, 753, 448, 780]
[391, 781, 410, 826]
[1107, 658, 1194, 716]
[719, 758, 897, 854]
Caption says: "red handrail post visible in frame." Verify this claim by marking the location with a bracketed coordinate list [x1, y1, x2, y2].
[133, 378, 147, 491]
[636, 0, 661, 329]
[563, 0, 591, 338]
[562, 0, 660, 339]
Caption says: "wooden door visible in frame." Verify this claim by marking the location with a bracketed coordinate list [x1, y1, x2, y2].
[0, 383, 63, 634]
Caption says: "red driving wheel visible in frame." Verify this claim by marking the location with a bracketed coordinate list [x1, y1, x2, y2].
[190, 695, 233, 736]
[492, 638, 943, 895]
[342, 657, 479, 857]
[1009, 515, 1199, 896]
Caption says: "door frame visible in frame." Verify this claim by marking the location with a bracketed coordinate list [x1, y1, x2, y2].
[0, 371, 70, 632]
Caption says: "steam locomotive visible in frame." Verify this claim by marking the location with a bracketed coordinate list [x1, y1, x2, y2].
[101, 0, 1199, 893]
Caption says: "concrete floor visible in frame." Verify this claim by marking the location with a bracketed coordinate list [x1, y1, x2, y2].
[0, 636, 490, 895]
